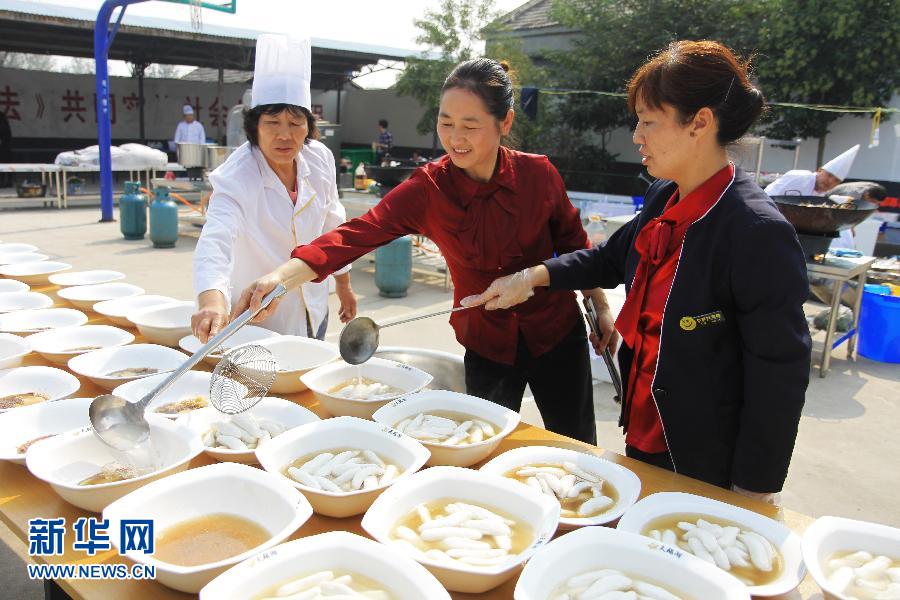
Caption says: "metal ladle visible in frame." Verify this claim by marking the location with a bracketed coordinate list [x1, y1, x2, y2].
[339, 305, 474, 365]
[89, 284, 287, 451]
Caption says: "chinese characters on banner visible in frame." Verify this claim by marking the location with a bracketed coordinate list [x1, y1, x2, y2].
[0, 68, 247, 139]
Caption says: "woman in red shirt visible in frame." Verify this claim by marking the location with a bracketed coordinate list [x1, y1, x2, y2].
[231, 58, 616, 444]
[464, 41, 811, 502]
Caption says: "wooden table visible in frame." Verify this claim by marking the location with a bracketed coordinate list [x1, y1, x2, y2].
[0, 285, 824, 599]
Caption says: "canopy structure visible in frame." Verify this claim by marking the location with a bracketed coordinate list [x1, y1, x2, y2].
[0, 0, 421, 220]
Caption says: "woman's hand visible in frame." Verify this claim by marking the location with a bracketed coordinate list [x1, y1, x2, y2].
[230, 258, 318, 323]
[334, 274, 357, 323]
[230, 271, 288, 323]
[584, 289, 620, 356]
[732, 484, 781, 506]
[461, 265, 550, 310]
[192, 290, 228, 343]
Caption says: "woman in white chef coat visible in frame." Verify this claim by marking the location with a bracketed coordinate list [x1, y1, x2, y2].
[191, 34, 356, 342]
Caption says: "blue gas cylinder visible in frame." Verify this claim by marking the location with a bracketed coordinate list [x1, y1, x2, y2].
[149, 186, 178, 249]
[375, 236, 412, 298]
[119, 181, 147, 240]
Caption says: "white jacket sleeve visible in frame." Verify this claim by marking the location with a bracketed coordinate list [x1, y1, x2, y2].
[192, 185, 246, 305]
[322, 156, 352, 276]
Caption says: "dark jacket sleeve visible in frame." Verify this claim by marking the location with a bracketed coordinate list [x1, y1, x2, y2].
[729, 217, 811, 492]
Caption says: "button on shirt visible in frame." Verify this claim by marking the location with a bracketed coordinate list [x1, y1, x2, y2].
[615, 163, 735, 453]
[291, 147, 589, 365]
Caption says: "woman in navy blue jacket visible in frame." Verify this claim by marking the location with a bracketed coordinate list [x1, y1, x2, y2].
[464, 41, 811, 502]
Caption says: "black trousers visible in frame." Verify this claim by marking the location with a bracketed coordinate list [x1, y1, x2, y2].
[464, 323, 597, 445]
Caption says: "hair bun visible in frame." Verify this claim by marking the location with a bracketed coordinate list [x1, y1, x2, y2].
[498, 60, 510, 73]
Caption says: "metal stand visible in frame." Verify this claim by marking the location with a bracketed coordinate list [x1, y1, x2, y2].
[806, 254, 876, 377]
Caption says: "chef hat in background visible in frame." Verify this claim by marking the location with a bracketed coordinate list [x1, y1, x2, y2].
[251, 34, 312, 110]
[182, 104, 194, 115]
[821, 144, 860, 181]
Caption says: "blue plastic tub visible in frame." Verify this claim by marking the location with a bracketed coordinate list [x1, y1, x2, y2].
[858, 290, 900, 363]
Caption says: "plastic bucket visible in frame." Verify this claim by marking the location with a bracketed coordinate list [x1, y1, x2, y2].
[858, 290, 900, 363]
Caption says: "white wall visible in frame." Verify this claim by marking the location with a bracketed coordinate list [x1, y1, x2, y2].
[339, 87, 433, 148]
[1, 67, 247, 140]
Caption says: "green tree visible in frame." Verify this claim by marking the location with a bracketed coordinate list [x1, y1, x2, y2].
[756, 0, 900, 165]
[394, 0, 544, 153]
[545, 0, 769, 191]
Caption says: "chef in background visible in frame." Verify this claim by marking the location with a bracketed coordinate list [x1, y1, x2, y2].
[174, 104, 206, 145]
[764, 144, 859, 197]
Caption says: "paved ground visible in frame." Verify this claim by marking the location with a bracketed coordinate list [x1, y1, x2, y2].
[1, 198, 898, 599]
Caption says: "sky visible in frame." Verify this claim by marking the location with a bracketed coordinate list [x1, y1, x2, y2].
[23, 0, 528, 86]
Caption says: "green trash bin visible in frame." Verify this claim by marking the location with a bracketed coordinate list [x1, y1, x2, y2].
[341, 148, 376, 175]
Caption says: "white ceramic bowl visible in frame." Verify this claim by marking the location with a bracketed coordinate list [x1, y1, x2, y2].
[253, 335, 339, 393]
[67, 343, 188, 390]
[802, 516, 900, 600]
[361, 465, 561, 594]
[57, 282, 145, 311]
[178, 397, 320, 464]
[93, 294, 182, 327]
[49, 269, 126, 287]
[515, 524, 750, 600]
[373, 390, 521, 467]
[0, 397, 93, 464]
[0, 242, 38, 254]
[113, 370, 211, 417]
[0, 307, 88, 335]
[300, 357, 433, 419]
[26, 325, 135, 365]
[0, 291, 53, 313]
[128, 301, 194, 347]
[0, 332, 30, 369]
[0, 260, 72, 284]
[617, 491, 806, 597]
[480, 445, 642, 528]
[0, 252, 49, 266]
[200, 531, 452, 600]
[0, 365, 80, 412]
[26, 413, 204, 512]
[178, 325, 280, 367]
[256, 415, 431, 517]
[104, 462, 314, 593]
[0, 279, 30, 293]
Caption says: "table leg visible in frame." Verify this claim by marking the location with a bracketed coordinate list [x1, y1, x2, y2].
[61, 169, 67, 208]
[55, 172, 62, 209]
[820, 278, 843, 377]
[848, 271, 867, 359]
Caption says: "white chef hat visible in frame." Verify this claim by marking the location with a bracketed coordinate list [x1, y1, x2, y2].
[821, 144, 859, 181]
[251, 34, 311, 110]
[182, 104, 194, 115]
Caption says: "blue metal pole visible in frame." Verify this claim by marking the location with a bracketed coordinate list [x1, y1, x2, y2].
[94, 0, 147, 222]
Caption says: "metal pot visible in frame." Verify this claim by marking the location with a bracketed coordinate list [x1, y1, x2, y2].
[16, 183, 47, 198]
[176, 142, 207, 168]
[205, 145, 235, 170]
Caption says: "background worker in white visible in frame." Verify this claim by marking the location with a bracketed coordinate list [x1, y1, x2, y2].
[764, 144, 859, 197]
[191, 34, 356, 341]
[173, 104, 206, 145]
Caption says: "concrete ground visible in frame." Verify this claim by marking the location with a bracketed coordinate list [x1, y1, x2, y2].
[1, 197, 898, 598]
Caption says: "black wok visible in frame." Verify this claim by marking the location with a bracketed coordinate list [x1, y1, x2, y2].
[364, 165, 417, 188]
[772, 194, 878, 234]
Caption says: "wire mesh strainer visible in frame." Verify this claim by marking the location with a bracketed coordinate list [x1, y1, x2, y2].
[210, 344, 277, 415]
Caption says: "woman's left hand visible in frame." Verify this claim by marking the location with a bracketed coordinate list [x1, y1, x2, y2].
[732, 484, 781, 506]
[335, 275, 357, 323]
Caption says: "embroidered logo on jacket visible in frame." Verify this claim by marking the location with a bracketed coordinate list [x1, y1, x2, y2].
[680, 311, 725, 331]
